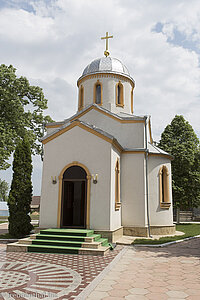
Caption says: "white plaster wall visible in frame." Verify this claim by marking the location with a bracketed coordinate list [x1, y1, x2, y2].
[121, 153, 146, 227]
[80, 76, 133, 115]
[79, 109, 145, 149]
[40, 125, 114, 230]
[148, 156, 174, 226]
[110, 148, 122, 231]
[40, 156, 58, 227]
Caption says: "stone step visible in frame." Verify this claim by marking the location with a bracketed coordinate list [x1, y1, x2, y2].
[17, 238, 108, 249]
[7, 241, 109, 255]
[79, 246, 110, 256]
[98, 238, 109, 246]
[18, 237, 33, 245]
[7, 243, 27, 252]
[35, 233, 101, 242]
[7, 229, 110, 256]
[28, 244, 80, 254]
[40, 228, 94, 237]
[32, 239, 83, 248]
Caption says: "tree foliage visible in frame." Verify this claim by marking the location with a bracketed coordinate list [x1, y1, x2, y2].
[8, 137, 33, 237]
[0, 179, 9, 201]
[159, 115, 200, 210]
[0, 64, 52, 170]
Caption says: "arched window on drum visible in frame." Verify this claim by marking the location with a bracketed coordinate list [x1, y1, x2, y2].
[116, 81, 124, 107]
[94, 80, 102, 105]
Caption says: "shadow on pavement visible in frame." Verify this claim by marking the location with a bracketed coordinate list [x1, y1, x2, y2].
[133, 238, 200, 259]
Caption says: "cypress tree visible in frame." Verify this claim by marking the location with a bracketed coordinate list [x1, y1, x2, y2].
[8, 137, 33, 237]
[159, 115, 200, 212]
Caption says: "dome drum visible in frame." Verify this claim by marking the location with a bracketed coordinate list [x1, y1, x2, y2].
[77, 56, 135, 115]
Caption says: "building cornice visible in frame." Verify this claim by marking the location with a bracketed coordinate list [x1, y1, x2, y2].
[77, 72, 135, 88]
[42, 120, 123, 153]
[46, 105, 145, 129]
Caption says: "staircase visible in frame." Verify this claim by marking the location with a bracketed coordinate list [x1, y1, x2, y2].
[7, 229, 110, 256]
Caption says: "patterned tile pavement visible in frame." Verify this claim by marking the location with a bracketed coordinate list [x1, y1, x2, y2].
[1, 238, 200, 299]
[86, 238, 200, 300]
[0, 244, 123, 299]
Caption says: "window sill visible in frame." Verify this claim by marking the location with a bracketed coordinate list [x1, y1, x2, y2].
[93, 101, 102, 106]
[115, 202, 121, 211]
[160, 202, 171, 209]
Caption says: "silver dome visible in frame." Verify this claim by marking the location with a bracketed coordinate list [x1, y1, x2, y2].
[82, 57, 130, 77]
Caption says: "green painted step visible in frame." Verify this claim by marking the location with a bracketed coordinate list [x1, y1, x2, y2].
[40, 229, 94, 237]
[32, 239, 83, 248]
[36, 233, 101, 242]
[32, 238, 108, 248]
[28, 244, 79, 254]
[27, 229, 110, 255]
[98, 238, 109, 246]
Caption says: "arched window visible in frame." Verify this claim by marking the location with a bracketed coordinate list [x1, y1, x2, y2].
[115, 159, 121, 210]
[131, 87, 133, 114]
[116, 81, 124, 107]
[159, 166, 171, 208]
[94, 80, 102, 105]
[78, 85, 84, 111]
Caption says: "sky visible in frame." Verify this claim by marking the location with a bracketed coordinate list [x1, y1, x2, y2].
[0, 0, 200, 195]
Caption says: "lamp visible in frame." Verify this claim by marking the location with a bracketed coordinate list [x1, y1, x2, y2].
[51, 176, 57, 184]
[92, 174, 98, 184]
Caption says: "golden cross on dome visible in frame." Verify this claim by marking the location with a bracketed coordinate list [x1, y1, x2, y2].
[101, 32, 113, 57]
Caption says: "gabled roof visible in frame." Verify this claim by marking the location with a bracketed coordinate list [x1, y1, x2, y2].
[42, 119, 172, 159]
[42, 119, 124, 153]
[123, 143, 173, 159]
[46, 104, 146, 128]
[148, 143, 173, 159]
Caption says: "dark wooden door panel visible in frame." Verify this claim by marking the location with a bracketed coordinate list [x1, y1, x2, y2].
[61, 179, 86, 228]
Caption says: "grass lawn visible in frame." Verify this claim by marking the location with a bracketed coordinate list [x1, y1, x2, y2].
[0, 215, 39, 221]
[133, 223, 200, 245]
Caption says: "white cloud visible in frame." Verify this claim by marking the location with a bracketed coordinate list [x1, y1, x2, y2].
[1, 0, 200, 193]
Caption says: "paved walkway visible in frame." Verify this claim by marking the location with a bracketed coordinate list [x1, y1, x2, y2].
[0, 238, 199, 299]
[0, 244, 123, 299]
[86, 238, 200, 300]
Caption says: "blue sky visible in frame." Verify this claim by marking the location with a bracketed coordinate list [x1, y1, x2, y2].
[153, 22, 200, 55]
[0, 0, 200, 195]
[0, 0, 35, 12]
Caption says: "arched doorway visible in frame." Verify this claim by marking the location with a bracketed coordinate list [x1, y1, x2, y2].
[61, 166, 87, 228]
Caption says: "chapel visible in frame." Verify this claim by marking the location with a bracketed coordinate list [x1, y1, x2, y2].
[39, 33, 175, 241]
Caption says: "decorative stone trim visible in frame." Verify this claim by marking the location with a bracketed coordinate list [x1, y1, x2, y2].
[115, 81, 124, 108]
[160, 202, 171, 208]
[78, 85, 84, 111]
[159, 165, 171, 209]
[93, 80, 103, 105]
[94, 227, 123, 243]
[123, 225, 176, 237]
[77, 72, 135, 88]
[115, 159, 121, 211]
[131, 87, 134, 114]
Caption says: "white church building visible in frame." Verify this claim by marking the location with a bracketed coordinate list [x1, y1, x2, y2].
[39, 34, 175, 241]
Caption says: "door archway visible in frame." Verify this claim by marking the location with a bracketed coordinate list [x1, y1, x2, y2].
[57, 162, 91, 228]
